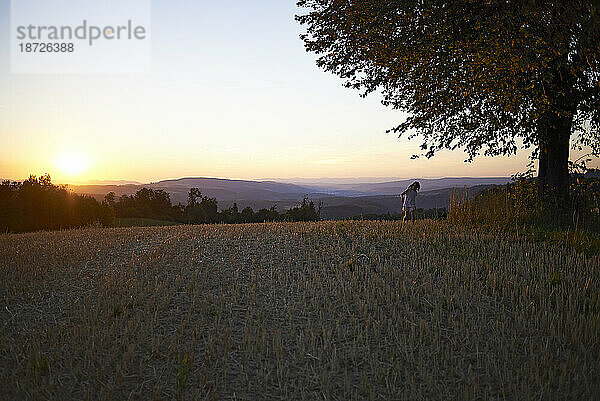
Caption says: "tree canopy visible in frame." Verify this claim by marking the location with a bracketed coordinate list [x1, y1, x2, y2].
[0, 175, 114, 232]
[296, 0, 600, 193]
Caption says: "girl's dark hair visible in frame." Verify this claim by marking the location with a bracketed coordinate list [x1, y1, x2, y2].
[412, 181, 420, 190]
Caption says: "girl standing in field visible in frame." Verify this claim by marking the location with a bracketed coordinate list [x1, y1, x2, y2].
[401, 181, 420, 222]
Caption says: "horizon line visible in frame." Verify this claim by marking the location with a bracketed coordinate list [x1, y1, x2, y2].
[3, 174, 514, 186]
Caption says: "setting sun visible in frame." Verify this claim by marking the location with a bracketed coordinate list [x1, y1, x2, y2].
[55, 152, 90, 176]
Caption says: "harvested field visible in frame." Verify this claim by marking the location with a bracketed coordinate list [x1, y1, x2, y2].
[0, 221, 598, 400]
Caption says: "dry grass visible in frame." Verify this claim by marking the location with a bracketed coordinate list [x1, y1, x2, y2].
[0, 221, 598, 400]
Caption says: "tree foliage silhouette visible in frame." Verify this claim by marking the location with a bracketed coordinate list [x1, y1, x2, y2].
[297, 1, 600, 196]
[1, 177, 323, 232]
[0, 175, 114, 232]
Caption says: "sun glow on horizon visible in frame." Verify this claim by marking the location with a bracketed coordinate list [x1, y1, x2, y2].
[55, 151, 90, 177]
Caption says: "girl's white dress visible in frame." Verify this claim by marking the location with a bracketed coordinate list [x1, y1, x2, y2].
[403, 188, 417, 209]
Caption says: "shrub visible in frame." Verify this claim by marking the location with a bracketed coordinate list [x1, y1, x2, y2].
[448, 177, 600, 254]
[449, 177, 600, 231]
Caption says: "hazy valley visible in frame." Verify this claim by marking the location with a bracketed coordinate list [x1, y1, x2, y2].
[69, 176, 511, 219]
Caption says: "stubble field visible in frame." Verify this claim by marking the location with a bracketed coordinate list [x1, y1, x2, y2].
[0, 221, 598, 400]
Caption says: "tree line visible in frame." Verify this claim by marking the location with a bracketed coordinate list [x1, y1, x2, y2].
[0, 175, 321, 233]
[0, 174, 114, 233]
[107, 187, 321, 224]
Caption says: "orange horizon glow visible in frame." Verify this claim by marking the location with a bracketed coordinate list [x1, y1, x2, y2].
[3, 145, 598, 186]
[2, 138, 598, 186]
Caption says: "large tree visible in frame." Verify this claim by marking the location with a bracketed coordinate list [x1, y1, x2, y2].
[296, 0, 600, 196]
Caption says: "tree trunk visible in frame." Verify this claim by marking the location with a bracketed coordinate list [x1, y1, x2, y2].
[537, 109, 573, 198]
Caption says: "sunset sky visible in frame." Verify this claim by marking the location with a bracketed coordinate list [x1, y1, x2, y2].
[0, 0, 597, 184]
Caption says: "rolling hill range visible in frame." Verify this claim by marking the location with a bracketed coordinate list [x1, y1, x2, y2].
[69, 177, 510, 218]
[283, 177, 511, 196]
[69, 178, 325, 206]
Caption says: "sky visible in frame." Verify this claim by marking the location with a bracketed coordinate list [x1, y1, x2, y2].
[0, 0, 597, 184]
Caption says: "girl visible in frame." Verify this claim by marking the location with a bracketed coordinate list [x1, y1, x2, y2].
[401, 182, 420, 222]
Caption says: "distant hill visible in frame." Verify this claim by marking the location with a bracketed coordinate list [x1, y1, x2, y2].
[297, 177, 511, 196]
[70, 177, 326, 206]
[69, 176, 508, 218]
[83, 179, 143, 185]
